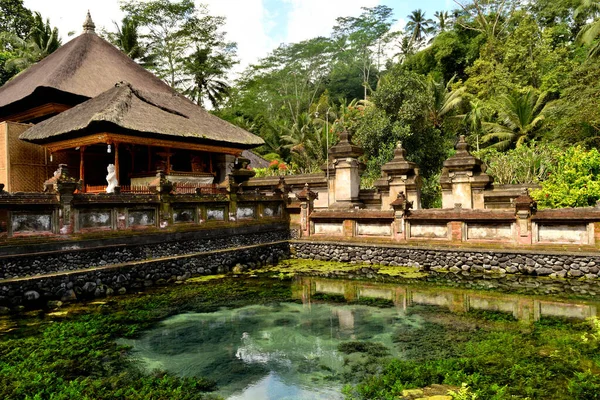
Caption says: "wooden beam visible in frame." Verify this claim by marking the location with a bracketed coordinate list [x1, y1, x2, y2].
[79, 146, 86, 189]
[44, 132, 245, 156]
[0, 103, 72, 123]
[114, 142, 120, 183]
[128, 145, 136, 174]
[147, 145, 151, 172]
[166, 147, 171, 174]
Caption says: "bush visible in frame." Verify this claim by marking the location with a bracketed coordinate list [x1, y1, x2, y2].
[532, 146, 600, 208]
[474, 142, 561, 185]
[252, 159, 294, 177]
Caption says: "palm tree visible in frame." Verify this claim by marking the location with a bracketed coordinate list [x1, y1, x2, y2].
[463, 99, 489, 151]
[482, 90, 552, 150]
[111, 17, 147, 62]
[281, 112, 323, 172]
[393, 35, 416, 64]
[29, 12, 60, 56]
[427, 76, 465, 129]
[575, 0, 600, 58]
[1, 12, 61, 72]
[183, 46, 232, 109]
[405, 9, 434, 44]
[434, 11, 450, 33]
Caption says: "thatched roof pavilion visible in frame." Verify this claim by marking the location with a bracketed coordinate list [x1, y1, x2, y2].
[0, 12, 264, 193]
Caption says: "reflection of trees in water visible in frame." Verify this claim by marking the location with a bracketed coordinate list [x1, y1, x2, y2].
[126, 303, 410, 395]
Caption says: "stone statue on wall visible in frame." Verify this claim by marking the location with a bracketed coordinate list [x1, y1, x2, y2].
[106, 164, 118, 193]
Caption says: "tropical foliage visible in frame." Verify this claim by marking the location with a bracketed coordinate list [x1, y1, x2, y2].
[119, 0, 236, 108]
[0, 2, 60, 84]
[214, 0, 600, 208]
[532, 146, 600, 208]
[4, 0, 600, 208]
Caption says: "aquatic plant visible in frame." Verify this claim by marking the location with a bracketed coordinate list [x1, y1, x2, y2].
[0, 278, 291, 399]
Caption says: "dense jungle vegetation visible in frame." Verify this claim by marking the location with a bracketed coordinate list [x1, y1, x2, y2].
[4, 0, 600, 207]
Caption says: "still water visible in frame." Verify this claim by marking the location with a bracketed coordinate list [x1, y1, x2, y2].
[122, 276, 600, 399]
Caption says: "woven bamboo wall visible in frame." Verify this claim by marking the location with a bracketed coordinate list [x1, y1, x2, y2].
[6, 122, 43, 192]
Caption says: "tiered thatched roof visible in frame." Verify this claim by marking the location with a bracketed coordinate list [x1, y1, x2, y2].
[20, 82, 263, 148]
[1, 13, 263, 149]
[0, 27, 173, 119]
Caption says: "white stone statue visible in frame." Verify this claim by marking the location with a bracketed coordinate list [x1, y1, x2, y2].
[106, 164, 118, 193]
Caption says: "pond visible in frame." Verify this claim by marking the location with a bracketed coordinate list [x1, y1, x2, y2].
[118, 273, 600, 400]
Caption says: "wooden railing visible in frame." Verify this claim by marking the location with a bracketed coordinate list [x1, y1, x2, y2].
[174, 182, 227, 195]
[120, 185, 154, 194]
[84, 183, 226, 195]
[85, 185, 107, 193]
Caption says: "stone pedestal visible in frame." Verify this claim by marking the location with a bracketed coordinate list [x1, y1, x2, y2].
[374, 142, 422, 210]
[327, 131, 364, 209]
[390, 192, 412, 241]
[514, 189, 537, 245]
[226, 156, 256, 221]
[53, 165, 79, 235]
[297, 183, 317, 237]
[440, 136, 492, 209]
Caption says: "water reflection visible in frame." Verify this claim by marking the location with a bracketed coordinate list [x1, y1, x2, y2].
[123, 276, 600, 399]
[294, 276, 600, 323]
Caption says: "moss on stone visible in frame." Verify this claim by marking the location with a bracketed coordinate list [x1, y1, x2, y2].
[249, 259, 428, 280]
[186, 274, 227, 283]
[376, 265, 428, 279]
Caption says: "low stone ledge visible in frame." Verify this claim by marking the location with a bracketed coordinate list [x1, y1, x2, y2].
[311, 210, 394, 220]
[292, 240, 600, 280]
[0, 225, 291, 280]
[0, 241, 290, 308]
[0, 222, 289, 257]
[407, 209, 515, 221]
[533, 208, 600, 221]
[292, 238, 600, 257]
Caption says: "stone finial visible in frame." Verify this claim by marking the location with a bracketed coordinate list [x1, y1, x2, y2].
[455, 135, 469, 154]
[442, 135, 487, 173]
[297, 183, 318, 202]
[83, 11, 96, 33]
[328, 130, 364, 159]
[273, 176, 291, 195]
[380, 141, 418, 176]
[395, 141, 407, 158]
[390, 191, 413, 214]
[149, 170, 173, 194]
[514, 188, 537, 214]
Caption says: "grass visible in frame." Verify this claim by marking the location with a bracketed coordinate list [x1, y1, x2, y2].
[341, 310, 600, 400]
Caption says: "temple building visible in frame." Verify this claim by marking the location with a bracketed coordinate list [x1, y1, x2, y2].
[0, 12, 263, 193]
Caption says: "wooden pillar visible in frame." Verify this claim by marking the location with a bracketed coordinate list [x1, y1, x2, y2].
[79, 146, 86, 190]
[114, 142, 120, 183]
[166, 147, 172, 174]
[147, 145, 152, 172]
[128, 145, 135, 173]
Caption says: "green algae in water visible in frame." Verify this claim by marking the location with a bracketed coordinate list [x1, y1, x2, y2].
[120, 302, 423, 399]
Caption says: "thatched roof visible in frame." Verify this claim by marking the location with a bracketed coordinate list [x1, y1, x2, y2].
[19, 82, 264, 148]
[242, 150, 270, 168]
[0, 26, 174, 113]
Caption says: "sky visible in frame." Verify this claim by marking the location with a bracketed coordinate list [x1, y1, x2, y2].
[23, 0, 453, 73]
